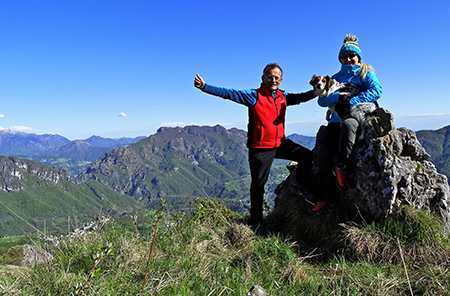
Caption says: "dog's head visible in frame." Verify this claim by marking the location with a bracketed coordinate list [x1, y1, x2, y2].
[309, 75, 334, 92]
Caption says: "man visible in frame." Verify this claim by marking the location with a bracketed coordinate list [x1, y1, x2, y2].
[194, 63, 318, 229]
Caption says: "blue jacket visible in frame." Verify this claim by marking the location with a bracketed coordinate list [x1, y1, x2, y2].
[202, 83, 314, 108]
[202, 83, 315, 148]
[318, 64, 383, 123]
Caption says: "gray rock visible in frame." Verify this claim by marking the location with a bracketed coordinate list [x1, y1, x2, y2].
[275, 107, 450, 232]
[6, 244, 52, 268]
[247, 284, 269, 296]
[344, 108, 450, 228]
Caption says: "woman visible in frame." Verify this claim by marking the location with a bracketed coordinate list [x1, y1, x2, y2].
[311, 34, 383, 213]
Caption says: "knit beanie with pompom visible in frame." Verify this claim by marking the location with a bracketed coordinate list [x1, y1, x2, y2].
[338, 34, 362, 61]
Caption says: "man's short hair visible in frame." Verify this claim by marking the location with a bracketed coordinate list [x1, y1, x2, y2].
[263, 63, 283, 77]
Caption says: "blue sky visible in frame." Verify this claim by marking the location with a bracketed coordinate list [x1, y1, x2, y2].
[0, 1, 449, 140]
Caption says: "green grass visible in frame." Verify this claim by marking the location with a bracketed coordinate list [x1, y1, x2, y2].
[366, 205, 449, 246]
[0, 175, 142, 237]
[1, 200, 450, 295]
[0, 235, 30, 250]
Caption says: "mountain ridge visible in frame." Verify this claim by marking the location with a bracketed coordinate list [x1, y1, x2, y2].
[0, 155, 141, 237]
[0, 129, 145, 177]
[77, 125, 250, 204]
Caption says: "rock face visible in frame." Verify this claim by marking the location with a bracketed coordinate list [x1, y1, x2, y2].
[273, 108, 450, 235]
[6, 244, 52, 268]
[341, 108, 450, 225]
[0, 155, 70, 191]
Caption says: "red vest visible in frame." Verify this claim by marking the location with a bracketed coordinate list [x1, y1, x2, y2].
[247, 85, 287, 149]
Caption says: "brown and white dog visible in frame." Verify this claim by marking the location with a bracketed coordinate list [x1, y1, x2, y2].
[309, 74, 355, 120]
[310, 75, 378, 140]
[309, 75, 341, 98]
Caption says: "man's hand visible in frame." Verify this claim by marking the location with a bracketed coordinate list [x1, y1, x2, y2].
[194, 73, 205, 89]
[313, 88, 324, 97]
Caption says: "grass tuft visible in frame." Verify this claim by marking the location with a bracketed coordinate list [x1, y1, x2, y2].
[2, 201, 450, 295]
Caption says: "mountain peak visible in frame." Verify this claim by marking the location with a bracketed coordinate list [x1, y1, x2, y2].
[77, 125, 249, 202]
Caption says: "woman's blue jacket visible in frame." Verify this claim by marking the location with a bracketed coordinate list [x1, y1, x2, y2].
[318, 64, 383, 123]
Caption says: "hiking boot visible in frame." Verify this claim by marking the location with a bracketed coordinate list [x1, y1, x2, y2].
[309, 201, 330, 214]
[334, 166, 349, 190]
[251, 223, 264, 236]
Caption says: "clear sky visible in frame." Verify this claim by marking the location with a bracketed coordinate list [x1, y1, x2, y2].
[0, 1, 449, 140]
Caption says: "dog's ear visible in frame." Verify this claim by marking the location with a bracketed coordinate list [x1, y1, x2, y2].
[309, 75, 318, 86]
[325, 75, 334, 89]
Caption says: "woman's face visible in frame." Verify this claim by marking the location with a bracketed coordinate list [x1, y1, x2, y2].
[340, 51, 359, 65]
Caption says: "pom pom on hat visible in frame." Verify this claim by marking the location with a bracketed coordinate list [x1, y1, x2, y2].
[344, 33, 358, 44]
[339, 33, 362, 61]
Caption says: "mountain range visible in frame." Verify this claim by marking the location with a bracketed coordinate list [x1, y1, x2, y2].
[0, 124, 449, 237]
[77, 125, 251, 211]
[0, 129, 145, 177]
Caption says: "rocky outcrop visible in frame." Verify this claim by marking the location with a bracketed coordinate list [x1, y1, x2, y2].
[0, 156, 70, 191]
[273, 108, 450, 241]
[5, 244, 52, 268]
[340, 109, 450, 225]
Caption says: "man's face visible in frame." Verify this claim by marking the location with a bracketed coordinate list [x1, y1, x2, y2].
[262, 67, 283, 92]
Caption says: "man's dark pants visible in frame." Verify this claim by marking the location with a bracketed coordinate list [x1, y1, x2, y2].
[248, 139, 312, 225]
